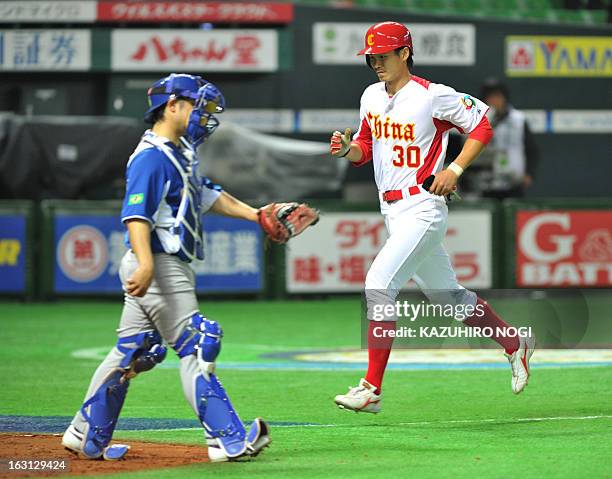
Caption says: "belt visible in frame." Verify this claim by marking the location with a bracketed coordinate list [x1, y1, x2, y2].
[382, 185, 422, 203]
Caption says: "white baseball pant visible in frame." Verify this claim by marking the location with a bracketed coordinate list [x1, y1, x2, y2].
[365, 198, 476, 321]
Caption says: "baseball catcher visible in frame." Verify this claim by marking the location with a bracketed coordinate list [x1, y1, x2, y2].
[62, 73, 318, 464]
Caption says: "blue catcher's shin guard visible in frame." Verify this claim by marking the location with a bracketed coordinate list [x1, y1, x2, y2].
[77, 331, 166, 458]
[195, 373, 247, 458]
[79, 369, 129, 458]
[175, 313, 248, 458]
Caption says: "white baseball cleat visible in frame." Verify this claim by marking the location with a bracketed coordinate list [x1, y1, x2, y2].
[206, 418, 271, 463]
[246, 417, 271, 457]
[61, 425, 130, 460]
[505, 334, 536, 394]
[62, 425, 89, 456]
[207, 444, 230, 463]
[334, 378, 382, 414]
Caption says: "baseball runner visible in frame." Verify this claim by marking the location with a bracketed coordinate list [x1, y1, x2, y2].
[62, 73, 318, 461]
[331, 22, 535, 414]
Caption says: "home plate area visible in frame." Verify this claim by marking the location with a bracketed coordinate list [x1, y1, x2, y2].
[0, 433, 210, 478]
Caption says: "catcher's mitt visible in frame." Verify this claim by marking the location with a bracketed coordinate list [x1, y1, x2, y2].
[258, 202, 319, 244]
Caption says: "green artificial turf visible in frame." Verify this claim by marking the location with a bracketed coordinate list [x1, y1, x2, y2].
[1, 299, 611, 478]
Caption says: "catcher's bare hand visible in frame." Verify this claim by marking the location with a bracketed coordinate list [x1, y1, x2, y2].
[126, 265, 153, 297]
[258, 202, 319, 244]
[330, 128, 352, 157]
[428, 169, 458, 197]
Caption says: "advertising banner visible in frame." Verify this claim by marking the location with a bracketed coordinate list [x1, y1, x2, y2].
[0, 1, 96, 23]
[54, 215, 125, 293]
[53, 214, 263, 294]
[111, 29, 278, 72]
[98, 2, 293, 23]
[287, 210, 492, 293]
[313, 23, 476, 66]
[0, 1, 292, 24]
[199, 109, 612, 135]
[506, 36, 612, 77]
[516, 210, 612, 287]
[551, 110, 612, 134]
[0, 30, 91, 71]
[0, 215, 26, 293]
[192, 215, 263, 293]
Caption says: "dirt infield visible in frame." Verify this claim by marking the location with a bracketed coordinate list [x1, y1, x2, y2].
[0, 433, 209, 477]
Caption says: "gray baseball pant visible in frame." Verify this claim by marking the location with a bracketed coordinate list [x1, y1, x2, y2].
[70, 250, 205, 433]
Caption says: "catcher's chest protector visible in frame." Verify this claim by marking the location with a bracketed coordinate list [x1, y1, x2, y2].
[144, 135, 205, 262]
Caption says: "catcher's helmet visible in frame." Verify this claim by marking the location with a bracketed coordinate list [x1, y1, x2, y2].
[357, 21, 413, 56]
[144, 73, 222, 123]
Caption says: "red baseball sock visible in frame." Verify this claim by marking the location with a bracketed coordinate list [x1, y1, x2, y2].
[365, 320, 395, 394]
[464, 297, 520, 354]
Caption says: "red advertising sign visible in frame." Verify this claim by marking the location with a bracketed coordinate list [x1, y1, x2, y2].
[287, 212, 492, 293]
[98, 2, 293, 23]
[516, 210, 612, 286]
[111, 29, 278, 71]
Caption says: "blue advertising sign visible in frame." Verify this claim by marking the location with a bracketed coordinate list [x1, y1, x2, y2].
[54, 215, 124, 293]
[53, 213, 263, 294]
[195, 215, 263, 293]
[0, 215, 26, 293]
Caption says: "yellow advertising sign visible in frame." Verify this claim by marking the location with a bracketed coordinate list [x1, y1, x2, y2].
[506, 36, 612, 77]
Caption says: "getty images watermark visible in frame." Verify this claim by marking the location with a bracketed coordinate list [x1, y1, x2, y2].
[371, 300, 533, 339]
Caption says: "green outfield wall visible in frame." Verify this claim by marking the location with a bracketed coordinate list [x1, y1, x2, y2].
[2, 199, 612, 299]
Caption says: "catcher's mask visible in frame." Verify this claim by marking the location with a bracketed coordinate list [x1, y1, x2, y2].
[185, 82, 225, 148]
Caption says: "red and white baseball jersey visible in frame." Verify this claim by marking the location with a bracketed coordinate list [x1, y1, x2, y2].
[352, 75, 490, 201]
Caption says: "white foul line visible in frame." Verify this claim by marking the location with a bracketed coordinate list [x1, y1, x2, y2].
[127, 414, 612, 433]
[392, 414, 612, 428]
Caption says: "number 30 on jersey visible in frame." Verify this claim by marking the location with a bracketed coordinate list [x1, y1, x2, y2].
[392, 145, 421, 168]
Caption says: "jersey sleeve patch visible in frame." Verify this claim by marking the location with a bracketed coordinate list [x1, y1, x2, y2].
[460, 95, 476, 110]
[128, 193, 144, 205]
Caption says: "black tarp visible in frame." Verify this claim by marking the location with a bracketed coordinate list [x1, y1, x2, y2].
[0, 114, 144, 199]
[0, 114, 345, 202]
